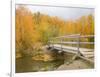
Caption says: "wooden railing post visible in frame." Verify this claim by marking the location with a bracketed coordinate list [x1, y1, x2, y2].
[77, 34, 80, 55]
[77, 35, 80, 54]
[61, 38, 63, 52]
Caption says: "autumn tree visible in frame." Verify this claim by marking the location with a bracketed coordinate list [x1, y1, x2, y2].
[16, 6, 94, 56]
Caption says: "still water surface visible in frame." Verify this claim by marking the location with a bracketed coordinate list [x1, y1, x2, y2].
[16, 57, 64, 73]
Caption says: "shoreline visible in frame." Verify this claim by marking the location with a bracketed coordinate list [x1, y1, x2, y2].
[56, 58, 94, 70]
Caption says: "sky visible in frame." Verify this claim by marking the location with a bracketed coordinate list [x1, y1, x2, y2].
[16, 5, 94, 20]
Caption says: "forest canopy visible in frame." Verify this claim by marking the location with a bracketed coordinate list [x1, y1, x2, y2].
[16, 6, 94, 56]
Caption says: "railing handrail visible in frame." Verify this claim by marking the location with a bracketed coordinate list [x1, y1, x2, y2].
[49, 34, 94, 43]
[52, 34, 94, 39]
[49, 41, 94, 44]
[48, 34, 94, 63]
[49, 34, 94, 51]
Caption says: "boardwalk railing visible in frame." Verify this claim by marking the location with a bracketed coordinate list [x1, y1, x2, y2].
[48, 34, 94, 63]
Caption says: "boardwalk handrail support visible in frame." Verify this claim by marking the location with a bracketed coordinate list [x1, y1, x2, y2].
[48, 34, 94, 63]
[49, 34, 94, 55]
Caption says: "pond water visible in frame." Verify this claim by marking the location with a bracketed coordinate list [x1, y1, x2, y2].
[16, 57, 64, 73]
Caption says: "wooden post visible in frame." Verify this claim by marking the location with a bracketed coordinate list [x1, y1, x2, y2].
[77, 34, 80, 55]
[61, 38, 63, 52]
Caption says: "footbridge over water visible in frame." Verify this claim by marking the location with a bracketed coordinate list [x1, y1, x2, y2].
[47, 34, 94, 64]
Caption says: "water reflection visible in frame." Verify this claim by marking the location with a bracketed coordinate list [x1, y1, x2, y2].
[16, 57, 64, 73]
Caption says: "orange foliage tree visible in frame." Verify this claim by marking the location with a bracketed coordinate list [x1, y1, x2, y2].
[16, 6, 94, 56]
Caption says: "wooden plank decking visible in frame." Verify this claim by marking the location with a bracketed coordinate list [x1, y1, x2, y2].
[49, 44, 94, 63]
[48, 34, 94, 63]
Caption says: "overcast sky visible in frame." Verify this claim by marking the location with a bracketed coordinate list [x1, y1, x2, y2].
[16, 5, 94, 20]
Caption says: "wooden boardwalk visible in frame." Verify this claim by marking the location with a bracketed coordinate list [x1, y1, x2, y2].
[49, 44, 94, 57]
[48, 34, 94, 63]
